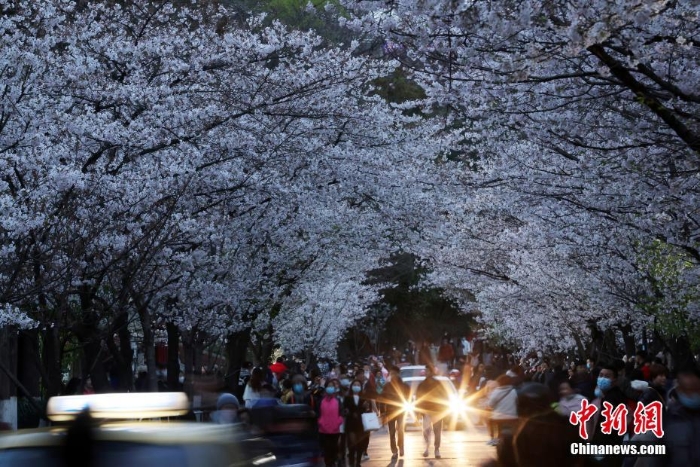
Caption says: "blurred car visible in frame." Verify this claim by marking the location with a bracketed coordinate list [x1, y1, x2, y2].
[399, 365, 427, 380]
[401, 375, 467, 431]
[0, 392, 277, 467]
[246, 403, 322, 467]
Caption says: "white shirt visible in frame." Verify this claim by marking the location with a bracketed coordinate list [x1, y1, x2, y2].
[243, 384, 261, 409]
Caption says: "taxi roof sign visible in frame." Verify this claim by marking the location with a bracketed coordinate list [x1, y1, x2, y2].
[46, 392, 190, 421]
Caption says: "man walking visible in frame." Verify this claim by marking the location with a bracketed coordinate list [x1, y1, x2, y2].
[416, 365, 449, 459]
[380, 366, 410, 459]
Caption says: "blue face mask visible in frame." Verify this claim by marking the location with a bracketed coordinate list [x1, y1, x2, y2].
[677, 392, 700, 410]
[325, 387, 335, 395]
[293, 384, 304, 393]
[352, 385, 361, 393]
[597, 377, 613, 392]
[340, 379, 351, 387]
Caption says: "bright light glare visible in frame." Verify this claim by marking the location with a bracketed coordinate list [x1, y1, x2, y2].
[449, 396, 466, 414]
[403, 401, 416, 413]
[47, 392, 190, 421]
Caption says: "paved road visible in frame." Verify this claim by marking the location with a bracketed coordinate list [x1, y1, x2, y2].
[361, 424, 496, 467]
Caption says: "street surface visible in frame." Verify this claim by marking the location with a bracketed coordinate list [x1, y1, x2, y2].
[363, 425, 496, 467]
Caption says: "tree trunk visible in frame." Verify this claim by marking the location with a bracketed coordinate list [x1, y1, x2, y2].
[182, 336, 195, 397]
[225, 329, 250, 393]
[118, 313, 134, 391]
[193, 341, 203, 376]
[0, 327, 18, 399]
[78, 289, 109, 393]
[167, 322, 180, 390]
[17, 330, 41, 397]
[42, 327, 63, 397]
[139, 309, 158, 392]
[620, 325, 637, 360]
[104, 312, 133, 392]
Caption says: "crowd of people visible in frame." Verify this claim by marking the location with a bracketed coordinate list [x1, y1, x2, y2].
[210, 341, 700, 467]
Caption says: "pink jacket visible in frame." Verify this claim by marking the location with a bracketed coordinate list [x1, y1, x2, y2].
[317, 396, 343, 434]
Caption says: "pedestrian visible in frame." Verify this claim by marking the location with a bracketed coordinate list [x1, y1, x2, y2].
[380, 366, 410, 459]
[486, 374, 518, 446]
[638, 363, 669, 406]
[557, 379, 586, 417]
[437, 337, 455, 375]
[317, 379, 344, 467]
[243, 367, 264, 409]
[285, 374, 315, 407]
[343, 379, 374, 467]
[416, 365, 449, 459]
[586, 363, 627, 467]
[210, 393, 240, 424]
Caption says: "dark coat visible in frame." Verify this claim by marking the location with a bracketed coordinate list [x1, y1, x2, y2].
[343, 394, 372, 434]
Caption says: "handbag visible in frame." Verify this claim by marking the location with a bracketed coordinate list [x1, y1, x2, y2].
[361, 412, 381, 432]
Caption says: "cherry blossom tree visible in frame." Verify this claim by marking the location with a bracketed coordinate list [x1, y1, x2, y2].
[341, 0, 700, 357]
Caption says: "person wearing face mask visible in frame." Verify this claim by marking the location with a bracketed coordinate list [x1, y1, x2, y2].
[343, 379, 373, 467]
[586, 364, 628, 467]
[317, 380, 344, 467]
[640, 364, 700, 467]
[337, 374, 352, 465]
[210, 393, 240, 424]
[284, 374, 314, 407]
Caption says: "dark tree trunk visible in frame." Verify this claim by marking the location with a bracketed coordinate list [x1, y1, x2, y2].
[17, 329, 41, 397]
[104, 312, 133, 392]
[78, 289, 109, 393]
[0, 327, 18, 399]
[182, 337, 195, 397]
[620, 325, 637, 360]
[225, 329, 250, 393]
[167, 322, 180, 390]
[42, 327, 63, 397]
[193, 342, 203, 376]
[118, 314, 134, 391]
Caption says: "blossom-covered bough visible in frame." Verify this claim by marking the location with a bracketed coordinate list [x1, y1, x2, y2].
[0, 0, 453, 393]
[340, 0, 700, 357]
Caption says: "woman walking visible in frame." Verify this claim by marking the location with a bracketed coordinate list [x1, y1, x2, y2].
[317, 379, 344, 467]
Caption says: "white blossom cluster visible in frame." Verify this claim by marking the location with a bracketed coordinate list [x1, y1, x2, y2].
[0, 0, 454, 358]
[342, 0, 700, 352]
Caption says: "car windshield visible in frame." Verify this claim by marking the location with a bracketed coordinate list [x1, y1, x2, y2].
[405, 378, 458, 396]
[399, 366, 426, 379]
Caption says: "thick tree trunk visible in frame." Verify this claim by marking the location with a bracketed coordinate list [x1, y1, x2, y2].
[167, 322, 180, 390]
[42, 327, 63, 397]
[105, 312, 133, 392]
[78, 289, 109, 393]
[225, 329, 250, 393]
[118, 314, 134, 391]
[193, 342, 203, 376]
[0, 327, 18, 398]
[17, 330, 41, 397]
